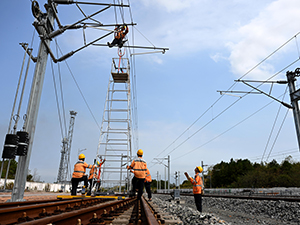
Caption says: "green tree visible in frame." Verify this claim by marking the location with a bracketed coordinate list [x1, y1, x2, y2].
[0, 159, 18, 179]
[180, 180, 193, 189]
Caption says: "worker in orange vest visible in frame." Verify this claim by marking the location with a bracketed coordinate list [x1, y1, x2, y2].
[71, 154, 92, 195]
[144, 168, 152, 201]
[87, 158, 105, 196]
[127, 149, 147, 200]
[107, 25, 129, 48]
[184, 166, 204, 212]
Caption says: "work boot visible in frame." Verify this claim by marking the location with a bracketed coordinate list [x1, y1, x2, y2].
[81, 186, 86, 195]
[107, 42, 113, 48]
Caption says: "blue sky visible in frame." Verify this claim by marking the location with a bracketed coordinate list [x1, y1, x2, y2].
[1, 0, 300, 184]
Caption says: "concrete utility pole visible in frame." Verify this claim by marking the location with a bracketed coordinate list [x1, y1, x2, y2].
[10, 1, 56, 202]
[201, 161, 207, 188]
[153, 155, 170, 193]
[286, 68, 300, 150]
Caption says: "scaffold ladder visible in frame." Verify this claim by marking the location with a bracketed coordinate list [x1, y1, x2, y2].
[97, 56, 132, 192]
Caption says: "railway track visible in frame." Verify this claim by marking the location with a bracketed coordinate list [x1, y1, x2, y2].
[0, 195, 161, 225]
[163, 192, 300, 202]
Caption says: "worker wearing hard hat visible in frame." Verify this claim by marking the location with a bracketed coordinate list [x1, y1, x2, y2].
[127, 149, 147, 200]
[144, 168, 152, 201]
[71, 154, 93, 195]
[107, 25, 129, 48]
[87, 158, 106, 196]
[184, 166, 204, 212]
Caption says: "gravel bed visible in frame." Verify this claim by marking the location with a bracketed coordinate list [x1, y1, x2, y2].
[151, 194, 229, 224]
[151, 194, 300, 224]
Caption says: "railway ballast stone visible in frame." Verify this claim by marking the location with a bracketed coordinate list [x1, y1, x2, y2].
[151, 195, 229, 225]
[152, 194, 300, 224]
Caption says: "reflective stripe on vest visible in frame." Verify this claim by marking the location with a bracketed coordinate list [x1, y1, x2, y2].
[130, 157, 147, 178]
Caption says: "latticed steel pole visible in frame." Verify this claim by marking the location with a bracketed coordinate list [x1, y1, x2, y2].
[11, 1, 55, 202]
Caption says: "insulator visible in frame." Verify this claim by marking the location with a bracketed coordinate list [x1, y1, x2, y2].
[2, 134, 19, 159]
[16, 131, 29, 156]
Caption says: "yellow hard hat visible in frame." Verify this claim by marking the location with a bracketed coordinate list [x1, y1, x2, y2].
[197, 166, 203, 173]
[137, 149, 143, 156]
[79, 153, 85, 160]
[97, 161, 100, 166]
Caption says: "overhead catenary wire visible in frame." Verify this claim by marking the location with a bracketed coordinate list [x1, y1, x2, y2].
[126, 0, 140, 150]
[261, 86, 289, 163]
[167, 59, 300, 161]
[55, 43, 101, 130]
[172, 92, 287, 161]
[50, 60, 65, 141]
[155, 32, 300, 163]
[265, 108, 290, 162]
[55, 39, 68, 136]
[249, 147, 299, 162]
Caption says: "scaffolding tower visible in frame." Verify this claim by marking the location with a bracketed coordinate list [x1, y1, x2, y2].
[97, 56, 132, 192]
[57, 110, 77, 184]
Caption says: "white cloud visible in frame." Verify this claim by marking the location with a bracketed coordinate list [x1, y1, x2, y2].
[227, 0, 300, 79]
[210, 53, 227, 63]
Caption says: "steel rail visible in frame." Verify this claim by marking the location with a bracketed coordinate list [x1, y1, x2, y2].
[0, 198, 108, 224]
[19, 197, 136, 225]
[141, 197, 160, 225]
[0, 196, 162, 225]
[203, 193, 300, 202]
[0, 198, 61, 209]
[157, 192, 300, 202]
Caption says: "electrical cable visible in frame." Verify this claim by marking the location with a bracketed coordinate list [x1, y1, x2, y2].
[172, 99, 276, 161]
[249, 148, 298, 162]
[156, 32, 300, 159]
[55, 43, 101, 130]
[160, 60, 300, 162]
[126, 0, 139, 150]
[50, 60, 65, 140]
[55, 39, 68, 136]
[265, 108, 290, 162]
[261, 86, 289, 162]
[236, 31, 300, 82]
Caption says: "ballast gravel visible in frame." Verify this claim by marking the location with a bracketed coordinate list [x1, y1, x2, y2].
[151, 194, 300, 225]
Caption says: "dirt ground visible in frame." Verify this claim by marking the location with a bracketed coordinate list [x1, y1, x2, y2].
[0, 191, 62, 203]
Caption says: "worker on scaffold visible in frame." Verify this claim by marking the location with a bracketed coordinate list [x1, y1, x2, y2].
[87, 158, 106, 196]
[127, 149, 147, 200]
[107, 25, 129, 48]
[71, 154, 92, 195]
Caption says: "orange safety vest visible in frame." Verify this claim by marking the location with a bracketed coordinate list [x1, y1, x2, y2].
[145, 168, 152, 183]
[89, 161, 104, 180]
[72, 161, 92, 178]
[88, 165, 97, 180]
[128, 157, 147, 179]
[115, 26, 129, 39]
[188, 173, 203, 194]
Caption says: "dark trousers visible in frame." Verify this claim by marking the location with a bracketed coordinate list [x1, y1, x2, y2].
[87, 179, 95, 195]
[87, 179, 101, 195]
[145, 182, 152, 199]
[110, 38, 125, 48]
[194, 194, 202, 212]
[132, 176, 145, 200]
[71, 175, 88, 195]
